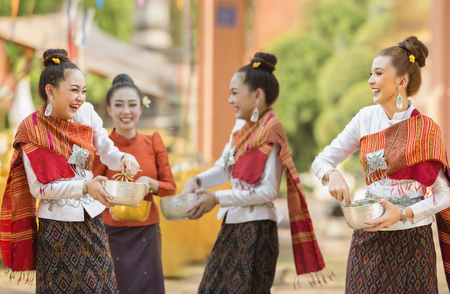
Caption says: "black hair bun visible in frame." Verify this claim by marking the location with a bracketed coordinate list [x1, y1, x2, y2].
[43, 49, 70, 67]
[250, 52, 277, 73]
[398, 36, 428, 68]
[112, 73, 135, 86]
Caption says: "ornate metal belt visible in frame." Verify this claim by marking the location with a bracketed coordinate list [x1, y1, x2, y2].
[364, 190, 424, 208]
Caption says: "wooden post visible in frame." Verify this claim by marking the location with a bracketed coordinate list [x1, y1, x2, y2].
[430, 0, 450, 149]
[197, 0, 246, 161]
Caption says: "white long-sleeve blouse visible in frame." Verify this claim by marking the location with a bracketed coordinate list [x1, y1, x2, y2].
[22, 102, 126, 222]
[196, 119, 284, 224]
[312, 103, 450, 230]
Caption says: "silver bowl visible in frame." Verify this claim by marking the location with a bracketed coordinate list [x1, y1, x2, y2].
[104, 180, 147, 207]
[160, 193, 199, 221]
[341, 200, 385, 230]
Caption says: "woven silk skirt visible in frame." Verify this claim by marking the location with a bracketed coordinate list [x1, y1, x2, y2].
[36, 216, 118, 294]
[198, 219, 279, 294]
[346, 225, 437, 294]
[104, 223, 165, 294]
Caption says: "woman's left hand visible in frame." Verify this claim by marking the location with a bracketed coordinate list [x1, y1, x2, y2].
[136, 176, 160, 194]
[120, 154, 140, 176]
[363, 199, 401, 232]
[185, 188, 217, 220]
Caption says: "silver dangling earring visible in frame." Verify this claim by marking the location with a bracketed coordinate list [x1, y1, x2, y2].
[396, 93, 403, 109]
[250, 107, 259, 122]
[45, 102, 53, 116]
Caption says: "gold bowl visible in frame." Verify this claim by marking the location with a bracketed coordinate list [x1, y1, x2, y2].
[341, 200, 385, 230]
[110, 201, 152, 222]
[160, 193, 199, 221]
[104, 180, 147, 207]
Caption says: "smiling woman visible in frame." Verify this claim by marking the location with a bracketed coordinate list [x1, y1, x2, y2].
[312, 36, 450, 293]
[0, 49, 140, 294]
[38, 50, 86, 121]
[92, 74, 176, 294]
[181, 53, 331, 293]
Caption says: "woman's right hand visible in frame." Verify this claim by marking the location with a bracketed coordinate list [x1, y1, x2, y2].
[328, 170, 351, 207]
[87, 176, 114, 208]
[181, 177, 200, 194]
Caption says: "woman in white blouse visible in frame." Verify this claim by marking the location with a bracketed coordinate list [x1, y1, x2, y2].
[312, 36, 450, 293]
[0, 49, 139, 293]
[182, 53, 330, 293]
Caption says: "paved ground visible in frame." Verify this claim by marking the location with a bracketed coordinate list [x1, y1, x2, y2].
[1, 198, 448, 293]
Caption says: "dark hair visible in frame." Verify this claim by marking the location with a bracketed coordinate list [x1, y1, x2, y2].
[106, 73, 144, 106]
[38, 49, 80, 103]
[376, 36, 428, 97]
[237, 52, 279, 106]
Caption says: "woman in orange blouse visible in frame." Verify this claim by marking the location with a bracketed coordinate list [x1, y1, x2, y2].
[92, 74, 176, 294]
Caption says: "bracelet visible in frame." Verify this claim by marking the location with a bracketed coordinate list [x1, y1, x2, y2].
[196, 177, 202, 188]
[215, 194, 220, 205]
[325, 168, 338, 182]
[400, 208, 407, 223]
[82, 180, 88, 196]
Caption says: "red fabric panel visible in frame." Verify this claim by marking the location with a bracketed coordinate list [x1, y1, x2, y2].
[390, 161, 442, 187]
[232, 149, 269, 184]
[11, 217, 37, 270]
[0, 219, 11, 267]
[25, 146, 74, 184]
[290, 218, 325, 275]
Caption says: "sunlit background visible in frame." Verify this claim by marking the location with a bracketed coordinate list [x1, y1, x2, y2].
[0, 0, 449, 293]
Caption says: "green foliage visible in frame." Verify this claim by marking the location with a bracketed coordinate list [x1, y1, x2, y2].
[82, 0, 135, 42]
[0, 0, 60, 16]
[317, 47, 374, 106]
[265, 0, 394, 173]
[0, 0, 134, 42]
[309, 0, 369, 50]
[85, 72, 111, 104]
[314, 82, 374, 147]
[268, 34, 332, 172]
[1, 0, 133, 109]
[29, 58, 45, 107]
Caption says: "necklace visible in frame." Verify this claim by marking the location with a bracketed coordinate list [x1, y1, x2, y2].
[225, 123, 252, 173]
[226, 131, 245, 172]
[49, 116, 90, 178]
[365, 107, 409, 183]
[225, 109, 272, 173]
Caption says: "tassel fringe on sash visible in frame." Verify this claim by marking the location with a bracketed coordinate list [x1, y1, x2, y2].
[4, 267, 35, 285]
[294, 267, 335, 289]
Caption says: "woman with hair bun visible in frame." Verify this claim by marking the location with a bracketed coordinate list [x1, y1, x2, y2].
[313, 36, 450, 292]
[182, 52, 331, 293]
[0, 49, 140, 293]
[92, 73, 176, 294]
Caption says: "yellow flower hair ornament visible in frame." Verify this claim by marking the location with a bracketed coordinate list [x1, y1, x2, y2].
[52, 58, 60, 64]
[409, 54, 415, 64]
[142, 96, 151, 108]
[252, 62, 261, 69]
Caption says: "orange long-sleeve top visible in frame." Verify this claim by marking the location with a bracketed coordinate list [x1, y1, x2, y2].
[92, 129, 176, 227]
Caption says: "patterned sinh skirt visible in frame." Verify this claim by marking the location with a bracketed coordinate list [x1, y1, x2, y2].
[346, 225, 437, 294]
[198, 219, 279, 294]
[105, 223, 165, 294]
[36, 216, 118, 294]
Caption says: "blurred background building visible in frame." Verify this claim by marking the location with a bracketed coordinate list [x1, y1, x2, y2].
[1, 0, 450, 292]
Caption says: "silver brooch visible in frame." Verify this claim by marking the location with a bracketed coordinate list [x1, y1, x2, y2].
[68, 144, 89, 177]
[224, 146, 236, 173]
[365, 149, 387, 181]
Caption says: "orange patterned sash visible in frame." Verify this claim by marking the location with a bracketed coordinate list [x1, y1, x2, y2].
[230, 110, 332, 285]
[0, 105, 95, 278]
[360, 110, 450, 292]
[360, 114, 447, 185]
